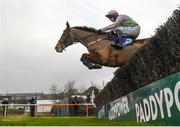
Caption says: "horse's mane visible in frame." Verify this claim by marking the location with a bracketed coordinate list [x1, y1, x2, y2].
[73, 26, 105, 34]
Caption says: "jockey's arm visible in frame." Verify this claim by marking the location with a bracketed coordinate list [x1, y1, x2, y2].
[101, 16, 124, 32]
[101, 23, 117, 32]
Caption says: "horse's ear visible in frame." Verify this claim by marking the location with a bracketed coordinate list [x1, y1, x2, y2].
[66, 21, 70, 28]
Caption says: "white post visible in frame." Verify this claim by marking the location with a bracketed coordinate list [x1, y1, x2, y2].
[4, 106, 7, 118]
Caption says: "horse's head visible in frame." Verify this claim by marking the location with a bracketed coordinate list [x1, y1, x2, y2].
[55, 22, 74, 53]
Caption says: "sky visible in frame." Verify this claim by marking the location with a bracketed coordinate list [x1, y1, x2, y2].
[0, 0, 179, 94]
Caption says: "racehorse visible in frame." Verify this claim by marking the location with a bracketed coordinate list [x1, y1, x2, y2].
[55, 22, 150, 69]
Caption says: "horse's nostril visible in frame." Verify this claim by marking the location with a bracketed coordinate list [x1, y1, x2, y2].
[55, 47, 60, 52]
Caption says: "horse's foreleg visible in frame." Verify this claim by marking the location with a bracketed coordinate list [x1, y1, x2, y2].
[80, 53, 102, 69]
[81, 53, 102, 63]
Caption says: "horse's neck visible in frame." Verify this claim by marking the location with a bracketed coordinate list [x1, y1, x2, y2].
[71, 28, 101, 47]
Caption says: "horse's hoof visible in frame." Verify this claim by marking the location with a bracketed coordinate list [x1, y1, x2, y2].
[83, 61, 102, 69]
[83, 61, 94, 69]
[93, 64, 102, 69]
[88, 64, 102, 70]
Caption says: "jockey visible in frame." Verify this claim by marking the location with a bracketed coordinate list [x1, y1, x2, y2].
[99, 10, 140, 48]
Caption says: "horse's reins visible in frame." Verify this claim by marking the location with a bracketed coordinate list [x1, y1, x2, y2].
[63, 29, 106, 49]
[87, 39, 103, 46]
[87, 33, 108, 47]
[71, 31, 105, 47]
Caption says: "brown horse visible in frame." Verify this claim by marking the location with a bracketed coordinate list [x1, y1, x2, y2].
[55, 22, 150, 69]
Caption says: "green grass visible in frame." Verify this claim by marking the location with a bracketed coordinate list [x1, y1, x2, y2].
[0, 116, 147, 126]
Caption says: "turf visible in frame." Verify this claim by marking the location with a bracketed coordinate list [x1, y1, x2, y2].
[0, 116, 146, 126]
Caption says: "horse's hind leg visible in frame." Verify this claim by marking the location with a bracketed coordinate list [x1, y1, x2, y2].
[80, 53, 102, 69]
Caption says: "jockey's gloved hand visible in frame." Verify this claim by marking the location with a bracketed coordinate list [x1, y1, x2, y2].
[110, 31, 115, 35]
[97, 29, 102, 34]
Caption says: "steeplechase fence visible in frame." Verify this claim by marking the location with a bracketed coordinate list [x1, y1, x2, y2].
[97, 72, 180, 125]
[0, 103, 94, 118]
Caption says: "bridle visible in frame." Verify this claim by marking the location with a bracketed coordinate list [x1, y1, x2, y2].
[58, 29, 84, 51]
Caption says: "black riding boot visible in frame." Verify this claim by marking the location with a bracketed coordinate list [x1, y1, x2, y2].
[115, 30, 123, 48]
[107, 32, 114, 40]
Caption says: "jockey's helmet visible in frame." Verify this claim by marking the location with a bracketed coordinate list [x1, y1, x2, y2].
[105, 10, 119, 18]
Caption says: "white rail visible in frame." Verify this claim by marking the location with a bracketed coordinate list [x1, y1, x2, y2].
[0, 103, 93, 106]
[0, 103, 94, 117]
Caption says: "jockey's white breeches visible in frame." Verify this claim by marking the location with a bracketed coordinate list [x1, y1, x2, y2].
[114, 25, 140, 38]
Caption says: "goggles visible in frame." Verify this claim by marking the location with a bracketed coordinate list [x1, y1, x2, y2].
[106, 15, 113, 18]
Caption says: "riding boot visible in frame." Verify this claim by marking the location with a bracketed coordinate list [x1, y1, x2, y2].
[116, 30, 123, 48]
[107, 32, 114, 40]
